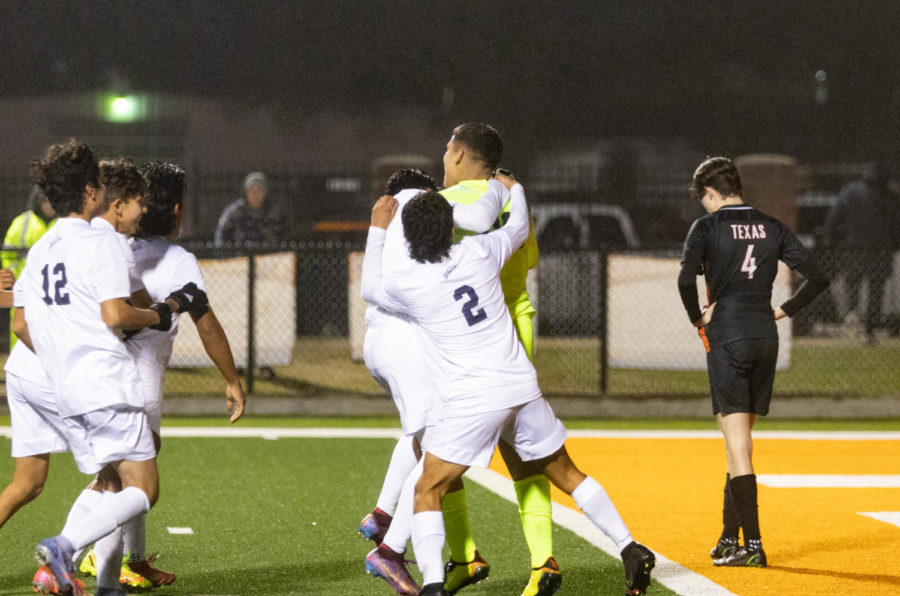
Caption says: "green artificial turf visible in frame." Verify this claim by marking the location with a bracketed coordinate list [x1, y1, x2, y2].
[0, 435, 677, 596]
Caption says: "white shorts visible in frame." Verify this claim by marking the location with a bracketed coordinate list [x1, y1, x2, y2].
[7, 373, 69, 458]
[64, 406, 156, 474]
[133, 354, 164, 434]
[428, 398, 567, 468]
[364, 316, 442, 434]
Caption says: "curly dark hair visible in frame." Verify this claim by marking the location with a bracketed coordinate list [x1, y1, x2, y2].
[99, 158, 147, 211]
[689, 156, 742, 201]
[27, 138, 100, 216]
[137, 162, 185, 238]
[402, 191, 454, 263]
[452, 122, 503, 171]
[385, 168, 437, 196]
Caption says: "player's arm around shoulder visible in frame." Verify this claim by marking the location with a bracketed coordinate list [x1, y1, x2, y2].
[483, 181, 529, 264]
[362, 195, 403, 309]
[451, 178, 509, 233]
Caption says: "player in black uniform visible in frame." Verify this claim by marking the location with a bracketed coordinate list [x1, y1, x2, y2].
[678, 157, 829, 568]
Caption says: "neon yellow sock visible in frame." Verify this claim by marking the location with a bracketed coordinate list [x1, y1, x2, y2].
[442, 486, 477, 563]
[514, 474, 554, 568]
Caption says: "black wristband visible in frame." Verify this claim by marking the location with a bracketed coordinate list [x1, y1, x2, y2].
[149, 302, 173, 332]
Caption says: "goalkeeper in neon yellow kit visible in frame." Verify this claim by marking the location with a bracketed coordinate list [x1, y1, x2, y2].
[439, 122, 558, 596]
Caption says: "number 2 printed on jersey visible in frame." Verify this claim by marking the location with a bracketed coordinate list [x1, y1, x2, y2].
[454, 284, 487, 326]
[41, 262, 70, 305]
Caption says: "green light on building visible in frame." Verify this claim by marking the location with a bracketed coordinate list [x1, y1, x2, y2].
[100, 94, 147, 122]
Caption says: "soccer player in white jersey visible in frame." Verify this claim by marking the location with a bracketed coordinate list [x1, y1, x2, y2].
[361, 187, 656, 596]
[123, 161, 247, 586]
[71, 158, 181, 593]
[2, 158, 147, 595]
[2, 158, 152, 595]
[14, 139, 208, 596]
[1, 285, 78, 529]
[438, 123, 555, 596]
[360, 169, 510, 595]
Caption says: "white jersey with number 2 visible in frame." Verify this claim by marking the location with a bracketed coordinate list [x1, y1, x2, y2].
[361, 185, 538, 415]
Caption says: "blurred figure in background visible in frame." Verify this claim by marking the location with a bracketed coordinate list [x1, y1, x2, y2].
[824, 162, 900, 342]
[213, 171, 286, 248]
[1, 186, 56, 348]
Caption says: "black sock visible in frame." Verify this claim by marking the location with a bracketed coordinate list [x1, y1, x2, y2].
[720, 474, 740, 541]
[729, 474, 761, 546]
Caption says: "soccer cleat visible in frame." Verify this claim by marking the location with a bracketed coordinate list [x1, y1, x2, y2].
[420, 583, 449, 595]
[32, 565, 87, 595]
[78, 549, 97, 577]
[123, 553, 175, 588]
[621, 541, 655, 596]
[365, 545, 421, 595]
[118, 559, 154, 591]
[521, 556, 562, 596]
[444, 550, 490, 595]
[709, 538, 739, 560]
[35, 537, 84, 596]
[713, 545, 767, 567]
[358, 508, 393, 544]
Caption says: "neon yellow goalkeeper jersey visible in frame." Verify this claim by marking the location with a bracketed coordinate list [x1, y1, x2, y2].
[440, 179, 537, 319]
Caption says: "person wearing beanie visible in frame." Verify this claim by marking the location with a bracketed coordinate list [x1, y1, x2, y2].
[213, 171, 286, 248]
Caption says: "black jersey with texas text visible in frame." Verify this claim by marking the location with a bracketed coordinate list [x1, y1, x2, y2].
[679, 205, 811, 347]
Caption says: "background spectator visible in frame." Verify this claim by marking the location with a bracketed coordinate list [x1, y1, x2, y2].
[1, 185, 56, 348]
[824, 162, 900, 341]
[214, 171, 286, 248]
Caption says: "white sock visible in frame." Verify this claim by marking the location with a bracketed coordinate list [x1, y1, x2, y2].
[411, 510, 445, 586]
[382, 458, 424, 554]
[94, 526, 124, 589]
[376, 435, 418, 516]
[124, 513, 147, 562]
[61, 487, 150, 552]
[63, 489, 103, 560]
[572, 477, 633, 552]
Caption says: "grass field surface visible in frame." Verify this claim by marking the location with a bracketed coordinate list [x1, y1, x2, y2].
[0, 418, 897, 595]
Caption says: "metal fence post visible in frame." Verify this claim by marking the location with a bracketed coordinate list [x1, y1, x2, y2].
[247, 251, 256, 394]
[599, 249, 609, 394]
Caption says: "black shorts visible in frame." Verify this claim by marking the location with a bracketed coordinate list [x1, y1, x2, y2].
[707, 337, 778, 416]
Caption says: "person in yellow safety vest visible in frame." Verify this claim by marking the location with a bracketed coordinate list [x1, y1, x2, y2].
[1, 186, 56, 347]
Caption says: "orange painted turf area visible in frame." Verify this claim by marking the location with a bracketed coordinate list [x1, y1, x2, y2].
[489, 436, 900, 595]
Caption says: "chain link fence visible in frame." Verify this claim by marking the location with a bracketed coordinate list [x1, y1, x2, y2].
[2, 243, 898, 400]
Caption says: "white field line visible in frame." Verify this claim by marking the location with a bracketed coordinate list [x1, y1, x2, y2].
[1, 427, 897, 440]
[858, 512, 900, 528]
[465, 466, 737, 596]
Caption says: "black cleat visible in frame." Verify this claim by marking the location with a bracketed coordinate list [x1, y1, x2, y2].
[621, 541, 655, 595]
[713, 545, 767, 567]
[420, 582, 450, 595]
[709, 537, 739, 560]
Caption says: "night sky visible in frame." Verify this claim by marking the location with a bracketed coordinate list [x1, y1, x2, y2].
[2, 0, 899, 161]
